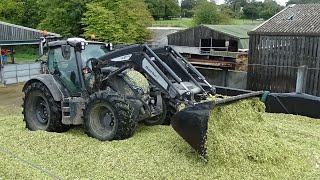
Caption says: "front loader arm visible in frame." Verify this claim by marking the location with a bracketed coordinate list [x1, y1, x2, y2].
[97, 45, 202, 101]
[152, 46, 216, 95]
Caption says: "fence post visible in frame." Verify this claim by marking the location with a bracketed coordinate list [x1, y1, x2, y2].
[296, 65, 308, 94]
[222, 69, 228, 87]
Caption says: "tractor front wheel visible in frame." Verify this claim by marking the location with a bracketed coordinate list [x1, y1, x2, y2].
[144, 99, 168, 126]
[84, 90, 136, 141]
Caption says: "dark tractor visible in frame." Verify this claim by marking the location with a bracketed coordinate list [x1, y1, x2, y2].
[23, 38, 261, 158]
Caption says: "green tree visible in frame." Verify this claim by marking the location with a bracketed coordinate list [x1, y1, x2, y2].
[82, 0, 152, 43]
[18, 0, 42, 28]
[259, 0, 283, 20]
[242, 0, 282, 20]
[224, 0, 248, 12]
[145, 0, 180, 20]
[181, 0, 196, 18]
[0, 0, 23, 24]
[0, 0, 44, 29]
[37, 0, 90, 37]
[193, 0, 231, 25]
[243, 3, 259, 20]
[287, 0, 320, 5]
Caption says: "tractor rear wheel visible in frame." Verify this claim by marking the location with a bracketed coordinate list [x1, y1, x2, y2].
[23, 82, 70, 132]
[84, 90, 136, 141]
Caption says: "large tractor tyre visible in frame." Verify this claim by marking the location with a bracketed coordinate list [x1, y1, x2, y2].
[23, 82, 70, 132]
[84, 91, 137, 141]
[144, 99, 169, 126]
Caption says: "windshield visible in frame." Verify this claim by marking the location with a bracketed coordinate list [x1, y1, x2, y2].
[81, 44, 109, 65]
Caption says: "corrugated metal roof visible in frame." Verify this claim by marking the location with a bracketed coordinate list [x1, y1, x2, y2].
[250, 4, 320, 36]
[202, 24, 257, 39]
[0, 21, 60, 41]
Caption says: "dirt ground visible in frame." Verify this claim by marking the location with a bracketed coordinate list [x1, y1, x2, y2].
[0, 84, 24, 108]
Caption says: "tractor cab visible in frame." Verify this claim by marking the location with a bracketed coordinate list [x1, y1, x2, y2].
[45, 38, 112, 96]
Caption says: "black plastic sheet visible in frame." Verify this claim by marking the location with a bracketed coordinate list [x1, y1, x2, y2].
[265, 93, 320, 119]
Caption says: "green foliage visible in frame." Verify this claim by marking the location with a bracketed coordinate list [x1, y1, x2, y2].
[145, 0, 180, 20]
[287, 0, 320, 5]
[0, 0, 23, 24]
[181, 0, 196, 18]
[242, 0, 282, 20]
[243, 3, 259, 20]
[193, 1, 231, 25]
[82, 0, 152, 43]
[37, 0, 89, 37]
[259, 0, 283, 20]
[224, 0, 248, 12]
[224, 0, 283, 20]
[0, 0, 44, 29]
[17, 0, 43, 28]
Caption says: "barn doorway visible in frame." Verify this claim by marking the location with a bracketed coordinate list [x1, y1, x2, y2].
[200, 38, 239, 53]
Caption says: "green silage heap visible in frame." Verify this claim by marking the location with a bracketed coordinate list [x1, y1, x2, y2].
[0, 98, 319, 179]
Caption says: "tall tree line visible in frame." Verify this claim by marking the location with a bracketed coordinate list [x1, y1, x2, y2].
[2, 0, 315, 42]
[222, 0, 285, 20]
[0, 0, 153, 43]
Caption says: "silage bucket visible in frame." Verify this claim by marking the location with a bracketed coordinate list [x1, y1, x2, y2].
[171, 91, 265, 159]
[171, 101, 215, 158]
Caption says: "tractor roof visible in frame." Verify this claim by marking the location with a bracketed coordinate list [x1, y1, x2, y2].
[48, 38, 105, 47]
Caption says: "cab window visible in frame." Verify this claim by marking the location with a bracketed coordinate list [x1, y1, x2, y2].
[48, 46, 81, 96]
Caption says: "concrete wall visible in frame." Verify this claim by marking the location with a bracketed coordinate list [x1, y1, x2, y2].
[0, 62, 41, 85]
[198, 68, 247, 89]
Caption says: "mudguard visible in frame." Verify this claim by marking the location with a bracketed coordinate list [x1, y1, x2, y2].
[22, 74, 68, 101]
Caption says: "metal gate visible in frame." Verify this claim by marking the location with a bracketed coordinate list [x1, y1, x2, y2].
[0, 62, 41, 85]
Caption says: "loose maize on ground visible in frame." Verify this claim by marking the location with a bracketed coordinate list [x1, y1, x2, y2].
[0, 94, 319, 179]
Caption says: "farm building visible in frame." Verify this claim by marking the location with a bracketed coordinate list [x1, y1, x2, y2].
[168, 24, 257, 53]
[248, 4, 320, 96]
[0, 21, 59, 44]
[0, 21, 60, 62]
[0, 21, 59, 84]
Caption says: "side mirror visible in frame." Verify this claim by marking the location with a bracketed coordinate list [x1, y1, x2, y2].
[61, 45, 71, 60]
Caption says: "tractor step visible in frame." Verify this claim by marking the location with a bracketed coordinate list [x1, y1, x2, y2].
[62, 100, 71, 117]
[61, 98, 85, 125]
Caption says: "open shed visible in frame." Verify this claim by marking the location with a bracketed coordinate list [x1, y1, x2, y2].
[248, 4, 320, 96]
[0, 21, 60, 63]
[0, 21, 60, 84]
[167, 24, 257, 52]
[0, 21, 59, 41]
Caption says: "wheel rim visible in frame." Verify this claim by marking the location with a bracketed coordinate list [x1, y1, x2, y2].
[145, 99, 166, 125]
[90, 103, 116, 137]
[35, 96, 49, 125]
